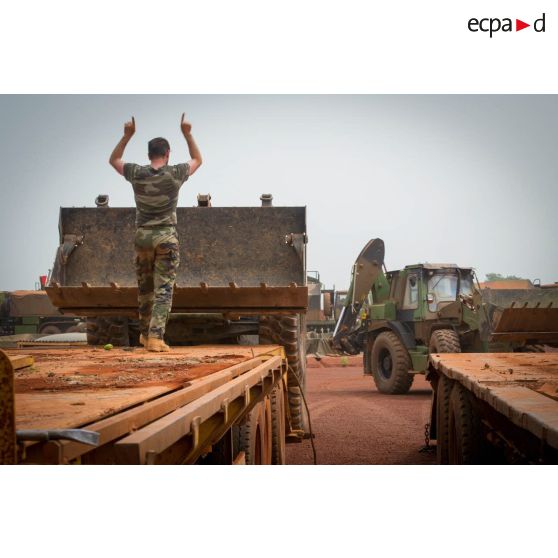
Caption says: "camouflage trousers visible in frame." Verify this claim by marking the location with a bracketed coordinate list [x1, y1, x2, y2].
[134, 226, 180, 340]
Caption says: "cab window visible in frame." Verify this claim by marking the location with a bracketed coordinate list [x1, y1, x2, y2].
[403, 274, 419, 309]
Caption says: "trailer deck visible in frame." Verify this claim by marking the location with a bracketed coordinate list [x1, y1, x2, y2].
[429, 352, 558, 450]
[1, 345, 287, 464]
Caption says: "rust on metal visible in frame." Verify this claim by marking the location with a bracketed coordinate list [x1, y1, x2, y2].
[0, 349, 17, 464]
[49, 206, 306, 288]
[46, 285, 308, 316]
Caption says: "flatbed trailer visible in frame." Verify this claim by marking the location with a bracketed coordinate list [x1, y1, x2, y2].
[428, 352, 558, 464]
[0, 344, 290, 465]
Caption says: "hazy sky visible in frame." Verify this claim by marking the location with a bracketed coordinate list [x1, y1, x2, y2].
[1, 95, 557, 291]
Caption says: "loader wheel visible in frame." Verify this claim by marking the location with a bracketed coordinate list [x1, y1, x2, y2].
[448, 382, 482, 464]
[238, 400, 269, 465]
[370, 331, 414, 394]
[270, 377, 286, 464]
[429, 329, 461, 354]
[435, 374, 454, 464]
[259, 314, 307, 433]
[86, 316, 131, 346]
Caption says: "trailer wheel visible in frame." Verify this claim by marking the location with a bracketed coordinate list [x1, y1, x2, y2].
[429, 329, 461, 354]
[238, 400, 269, 465]
[448, 383, 482, 464]
[86, 317, 131, 346]
[270, 378, 286, 464]
[435, 374, 453, 464]
[370, 331, 413, 394]
[259, 314, 307, 433]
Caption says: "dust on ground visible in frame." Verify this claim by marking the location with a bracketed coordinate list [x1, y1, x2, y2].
[287, 365, 436, 465]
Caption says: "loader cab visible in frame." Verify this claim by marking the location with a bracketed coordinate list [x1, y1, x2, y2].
[422, 265, 474, 316]
[395, 264, 474, 321]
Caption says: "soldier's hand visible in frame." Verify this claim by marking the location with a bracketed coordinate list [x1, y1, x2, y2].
[124, 116, 136, 138]
[180, 113, 192, 135]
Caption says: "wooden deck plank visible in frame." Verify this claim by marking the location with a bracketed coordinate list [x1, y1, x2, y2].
[15, 387, 172, 430]
[7, 345, 283, 432]
[48, 356, 270, 462]
[9, 354, 34, 370]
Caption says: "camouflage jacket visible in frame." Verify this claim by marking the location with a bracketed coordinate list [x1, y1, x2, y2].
[124, 163, 190, 227]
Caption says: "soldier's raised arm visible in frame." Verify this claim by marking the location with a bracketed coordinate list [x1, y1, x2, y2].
[180, 113, 203, 175]
[109, 117, 136, 175]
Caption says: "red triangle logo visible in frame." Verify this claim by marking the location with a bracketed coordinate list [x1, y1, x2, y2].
[516, 19, 530, 31]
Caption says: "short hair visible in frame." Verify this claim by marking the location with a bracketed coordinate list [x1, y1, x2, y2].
[148, 137, 170, 159]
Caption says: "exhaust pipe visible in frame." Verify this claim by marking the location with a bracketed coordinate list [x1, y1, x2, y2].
[197, 193, 212, 207]
[95, 195, 109, 208]
[260, 194, 273, 207]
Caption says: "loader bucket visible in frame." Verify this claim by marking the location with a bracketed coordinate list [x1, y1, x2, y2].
[482, 287, 558, 309]
[46, 206, 308, 316]
[490, 305, 558, 345]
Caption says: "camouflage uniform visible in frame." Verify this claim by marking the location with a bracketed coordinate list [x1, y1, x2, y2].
[124, 162, 190, 339]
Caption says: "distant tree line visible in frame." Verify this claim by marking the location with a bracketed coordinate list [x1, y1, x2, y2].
[485, 273, 527, 282]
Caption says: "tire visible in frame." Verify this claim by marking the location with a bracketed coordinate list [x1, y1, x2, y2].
[86, 316, 131, 346]
[370, 331, 414, 394]
[238, 401, 268, 465]
[38, 324, 62, 335]
[435, 374, 453, 464]
[448, 382, 482, 464]
[429, 329, 461, 354]
[259, 314, 307, 433]
[270, 378, 286, 464]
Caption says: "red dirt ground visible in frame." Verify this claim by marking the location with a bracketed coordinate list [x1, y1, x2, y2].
[287, 365, 436, 465]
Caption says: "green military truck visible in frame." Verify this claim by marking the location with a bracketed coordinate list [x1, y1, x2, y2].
[0, 290, 83, 336]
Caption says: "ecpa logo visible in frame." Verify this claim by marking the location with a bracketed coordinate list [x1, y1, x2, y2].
[468, 13, 546, 38]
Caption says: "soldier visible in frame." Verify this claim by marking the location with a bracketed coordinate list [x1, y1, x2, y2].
[109, 114, 203, 352]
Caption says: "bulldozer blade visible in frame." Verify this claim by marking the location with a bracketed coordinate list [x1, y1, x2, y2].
[16, 429, 101, 446]
[490, 306, 558, 345]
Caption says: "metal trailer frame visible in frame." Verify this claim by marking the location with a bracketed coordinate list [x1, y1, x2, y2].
[428, 352, 558, 464]
[0, 347, 287, 465]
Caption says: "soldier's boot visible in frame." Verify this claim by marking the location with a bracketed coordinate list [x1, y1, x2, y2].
[147, 338, 171, 352]
[139, 334, 148, 347]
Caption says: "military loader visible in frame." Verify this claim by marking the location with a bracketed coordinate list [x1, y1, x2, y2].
[333, 238, 558, 395]
[45, 194, 309, 434]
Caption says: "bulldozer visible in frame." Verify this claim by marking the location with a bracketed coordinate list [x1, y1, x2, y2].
[333, 238, 558, 394]
[45, 194, 309, 432]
